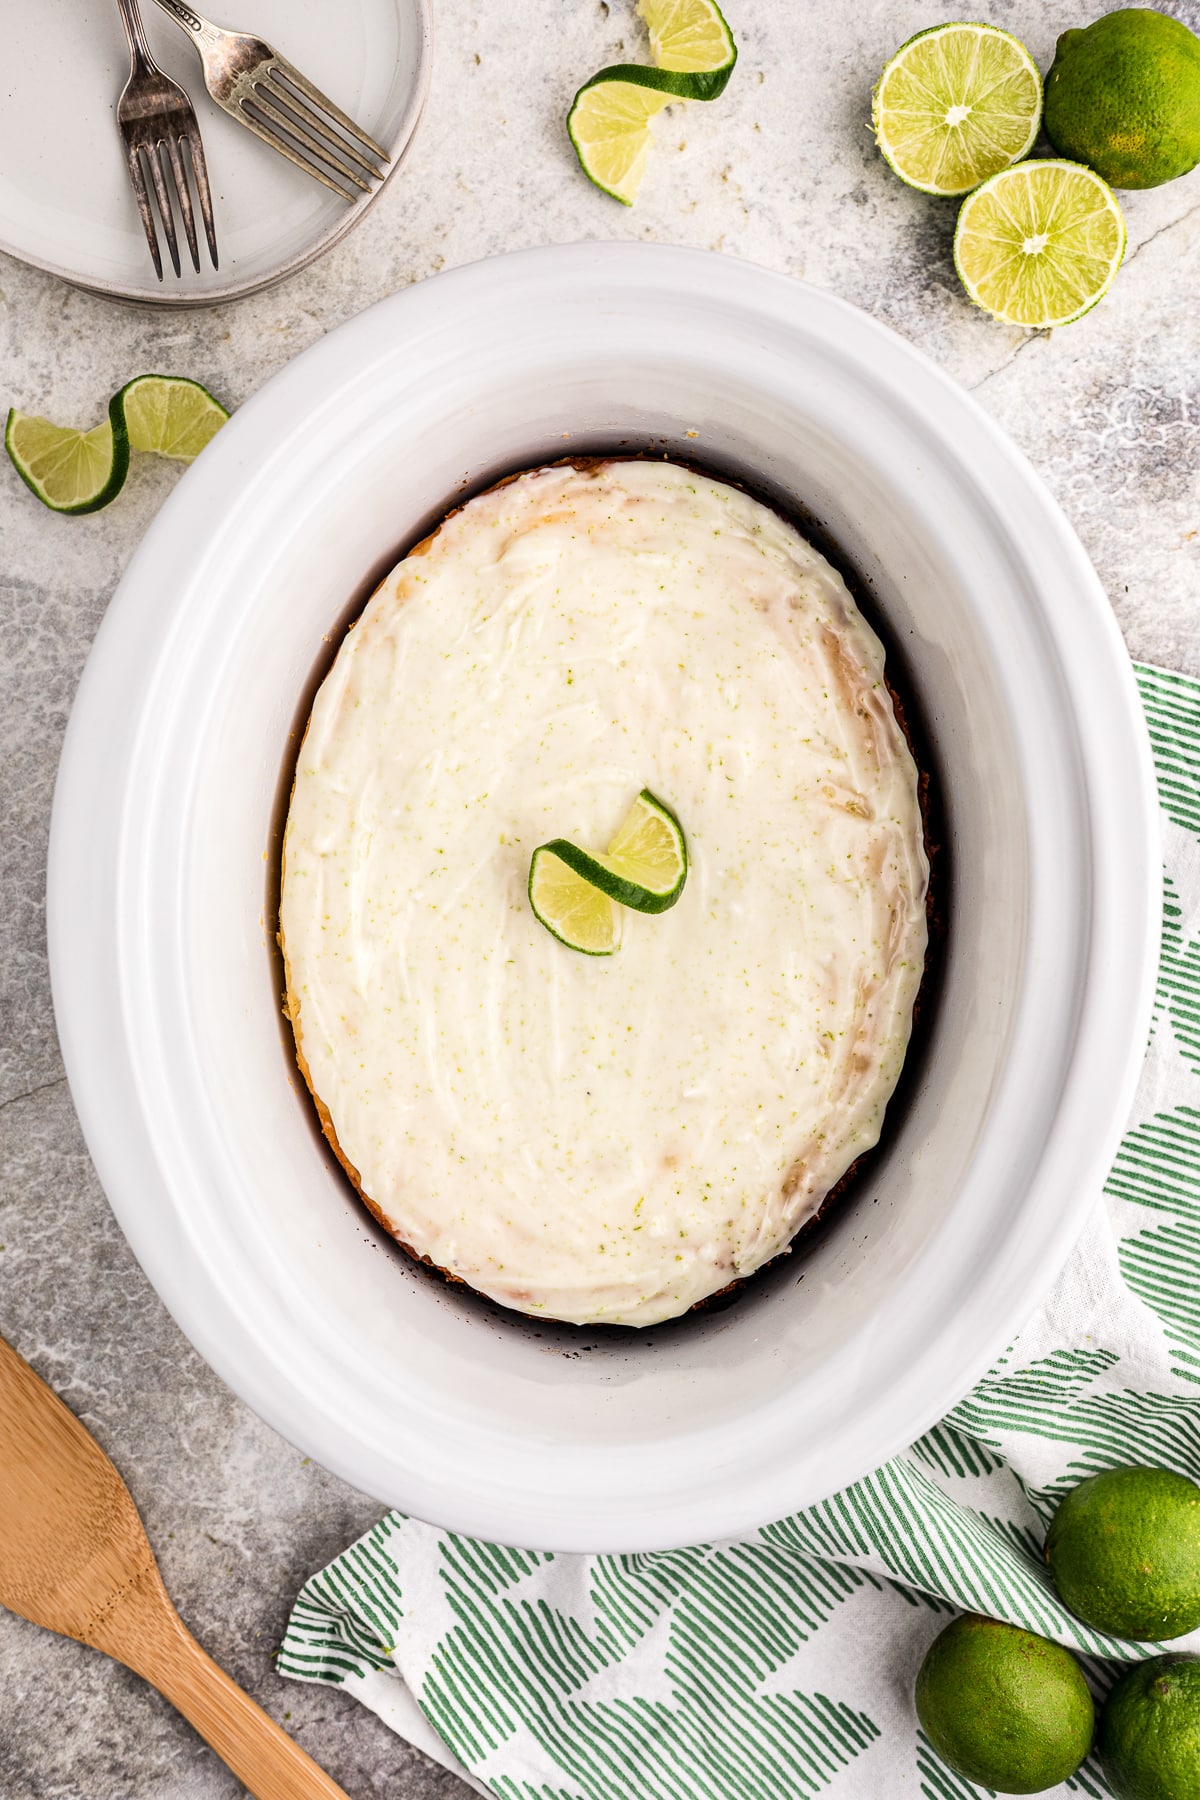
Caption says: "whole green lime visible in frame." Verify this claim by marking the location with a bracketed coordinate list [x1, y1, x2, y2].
[1099, 1654, 1200, 1799]
[915, 1614, 1094, 1793]
[1043, 8, 1200, 189]
[1045, 1466, 1200, 1641]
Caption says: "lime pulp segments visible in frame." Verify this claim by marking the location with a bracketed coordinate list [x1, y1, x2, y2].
[954, 158, 1126, 326]
[638, 0, 736, 83]
[873, 22, 1042, 196]
[5, 392, 130, 515]
[528, 847, 623, 955]
[568, 72, 679, 205]
[118, 374, 229, 460]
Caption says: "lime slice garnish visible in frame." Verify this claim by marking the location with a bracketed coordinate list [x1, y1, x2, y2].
[637, 0, 736, 91]
[5, 398, 130, 515]
[6, 374, 229, 514]
[569, 0, 736, 204]
[118, 374, 229, 461]
[873, 22, 1042, 196]
[528, 846, 623, 955]
[557, 789, 688, 913]
[954, 158, 1126, 326]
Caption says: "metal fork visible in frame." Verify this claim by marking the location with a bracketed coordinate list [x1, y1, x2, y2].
[145, 0, 390, 201]
[115, 0, 218, 280]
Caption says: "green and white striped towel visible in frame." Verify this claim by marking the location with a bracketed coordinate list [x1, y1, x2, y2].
[279, 662, 1200, 1799]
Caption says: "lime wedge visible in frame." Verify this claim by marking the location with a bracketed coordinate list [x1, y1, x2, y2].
[118, 374, 229, 461]
[954, 159, 1126, 326]
[637, 0, 736, 93]
[5, 397, 130, 515]
[528, 846, 623, 955]
[873, 22, 1042, 196]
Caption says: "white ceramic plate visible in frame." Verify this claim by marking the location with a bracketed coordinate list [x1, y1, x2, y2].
[49, 245, 1159, 1550]
[0, 0, 430, 305]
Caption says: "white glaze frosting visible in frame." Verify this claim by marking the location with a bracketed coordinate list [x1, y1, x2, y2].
[281, 460, 929, 1327]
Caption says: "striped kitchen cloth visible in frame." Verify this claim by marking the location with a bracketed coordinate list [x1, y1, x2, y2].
[278, 662, 1200, 1799]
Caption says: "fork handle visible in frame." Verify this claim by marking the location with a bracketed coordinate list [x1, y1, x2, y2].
[89, 1560, 355, 1800]
[144, 0, 225, 53]
[114, 0, 161, 69]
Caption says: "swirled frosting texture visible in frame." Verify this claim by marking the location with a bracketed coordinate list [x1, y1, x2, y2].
[281, 461, 928, 1326]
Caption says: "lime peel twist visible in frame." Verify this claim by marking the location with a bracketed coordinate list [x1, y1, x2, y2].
[574, 57, 735, 111]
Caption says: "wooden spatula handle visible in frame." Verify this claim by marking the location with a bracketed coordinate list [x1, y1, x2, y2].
[154, 1626, 354, 1800]
[89, 1562, 354, 1800]
[0, 1331, 356, 1800]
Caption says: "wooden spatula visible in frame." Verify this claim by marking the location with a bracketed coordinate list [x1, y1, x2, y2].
[0, 1331, 354, 1799]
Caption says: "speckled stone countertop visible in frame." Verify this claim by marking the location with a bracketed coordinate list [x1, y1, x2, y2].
[2, 1, 1199, 1794]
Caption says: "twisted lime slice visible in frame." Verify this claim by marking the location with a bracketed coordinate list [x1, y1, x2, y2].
[954, 159, 1126, 326]
[873, 22, 1042, 196]
[6, 374, 229, 514]
[528, 847, 623, 956]
[568, 0, 736, 204]
[529, 791, 687, 951]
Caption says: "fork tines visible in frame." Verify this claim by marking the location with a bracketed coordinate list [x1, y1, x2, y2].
[237, 58, 390, 201]
[127, 130, 218, 279]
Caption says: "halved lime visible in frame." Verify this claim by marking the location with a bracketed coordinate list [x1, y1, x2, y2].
[954, 158, 1126, 326]
[118, 374, 229, 461]
[569, 0, 737, 203]
[5, 396, 130, 515]
[638, 0, 736, 94]
[528, 846, 623, 955]
[873, 22, 1043, 196]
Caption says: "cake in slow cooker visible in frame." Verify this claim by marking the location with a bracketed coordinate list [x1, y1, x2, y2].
[279, 459, 929, 1327]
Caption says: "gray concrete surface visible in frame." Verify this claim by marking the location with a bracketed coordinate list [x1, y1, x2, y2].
[2, 0, 1199, 1794]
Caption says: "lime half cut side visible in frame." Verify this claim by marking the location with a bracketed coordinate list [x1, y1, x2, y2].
[873, 22, 1042, 196]
[529, 846, 623, 955]
[5, 394, 130, 515]
[637, 0, 736, 94]
[118, 374, 229, 461]
[955, 159, 1126, 326]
